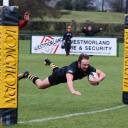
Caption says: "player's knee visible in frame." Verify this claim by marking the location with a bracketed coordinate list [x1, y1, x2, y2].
[37, 84, 44, 89]
[36, 82, 43, 89]
[37, 84, 42, 89]
[35, 78, 51, 89]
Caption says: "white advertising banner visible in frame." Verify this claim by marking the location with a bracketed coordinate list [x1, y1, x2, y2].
[31, 36, 117, 56]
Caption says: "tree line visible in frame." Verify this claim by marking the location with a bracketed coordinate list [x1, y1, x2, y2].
[56, 0, 128, 13]
[0, 0, 128, 19]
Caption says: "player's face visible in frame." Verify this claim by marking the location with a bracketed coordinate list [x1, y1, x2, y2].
[67, 29, 70, 32]
[88, 27, 92, 31]
[79, 59, 89, 72]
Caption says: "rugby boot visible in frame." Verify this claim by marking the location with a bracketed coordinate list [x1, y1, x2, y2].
[18, 70, 29, 81]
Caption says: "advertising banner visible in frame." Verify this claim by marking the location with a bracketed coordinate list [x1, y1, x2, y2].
[31, 36, 117, 56]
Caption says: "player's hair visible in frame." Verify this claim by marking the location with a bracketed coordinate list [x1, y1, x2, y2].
[78, 53, 89, 62]
[88, 25, 92, 28]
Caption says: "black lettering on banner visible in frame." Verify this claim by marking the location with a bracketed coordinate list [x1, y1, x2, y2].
[71, 46, 76, 50]
[5, 55, 16, 66]
[34, 37, 63, 51]
[125, 47, 128, 52]
[92, 46, 95, 50]
[96, 47, 99, 51]
[91, 40, 95, 45]
[77, 40, 80, 44]
[79, 46, 82, 50]
[5, 98, 16, 104]
[4, 28, 17, 105]
[124, 68, 128, 75]
[109, 47, 112, 51]
[6, 29, 16, 34]
[89, 46, 91, 50]
[81, 40, 83, 44]
[84, 46, 113, 52]
[105, 47, 108, 51]
[99, 41, 102, 45]
[124, 77, 128, 81]
[124, 35, 128, 89]
[84, 40, 88, 44]
[106, 41, 110, 45]
[6, 48, 16, 54]
[85, 46, 88, 50]
[125, 59, 128, 66]
[89, 40, 92, 44]
[5, 86, 16, 97]
[5, 29, 16, 48]
[100, 47, 103, 50]
[124, 82, 128, 87]
[125, 52, 128, 58]
[5, 74, 16, 86]
[126, 37, 128, 40]
[6, 66, 16, 74]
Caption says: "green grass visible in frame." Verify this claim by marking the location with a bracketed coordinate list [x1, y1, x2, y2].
[2, 40, 128, 128]
[32, 11, 124, 24]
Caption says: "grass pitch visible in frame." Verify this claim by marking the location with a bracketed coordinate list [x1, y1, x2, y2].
[32, 11, 124, 24]
[4, 40, 128, 128]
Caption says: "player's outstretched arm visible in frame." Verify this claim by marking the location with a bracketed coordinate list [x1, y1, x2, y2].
[19, 12, 30, 29]
[89, 69, 106, 85]
[66, 74, 81, 95]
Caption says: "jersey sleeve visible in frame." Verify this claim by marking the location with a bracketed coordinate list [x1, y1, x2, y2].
[66, 66, 76, 76]
[82, 29, 88, 33]
[93, 30, 100, 34]
[89, 65, 97, 73]
[63, 32, 66, 40]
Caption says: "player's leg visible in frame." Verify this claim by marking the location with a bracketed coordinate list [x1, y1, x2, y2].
[34, 77, 51, 89]
[69, 41, 71, 55]
[44, 58, 59, 72]
[67, 41, 71, 56]
[64, 42, 68, 56]
[67, 43, 69, 55]
[18, 70, 51, 89]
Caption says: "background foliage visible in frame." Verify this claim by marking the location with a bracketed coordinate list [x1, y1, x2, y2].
[20, 21, 124, 37]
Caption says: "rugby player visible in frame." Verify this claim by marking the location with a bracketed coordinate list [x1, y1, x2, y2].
[18, 54, 106, 95]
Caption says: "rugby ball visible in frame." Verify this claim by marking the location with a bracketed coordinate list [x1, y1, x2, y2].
[88, 72, 99, 86]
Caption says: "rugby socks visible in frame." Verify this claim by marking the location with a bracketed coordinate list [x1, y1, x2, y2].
[27, 74, 39, 84]
[50, 63, 58, 71]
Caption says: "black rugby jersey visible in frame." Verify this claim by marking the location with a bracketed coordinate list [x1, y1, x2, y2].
[82, 29, 101, 36]
[63, 31, 73, 42]
[50, 61, 96, 85]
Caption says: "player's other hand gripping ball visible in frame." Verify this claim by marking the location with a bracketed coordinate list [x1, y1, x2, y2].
[88, 72, 99, 86]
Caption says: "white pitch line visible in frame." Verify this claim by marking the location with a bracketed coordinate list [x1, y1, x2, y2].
[18, 105, 127, 124]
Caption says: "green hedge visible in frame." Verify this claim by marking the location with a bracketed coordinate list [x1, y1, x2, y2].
[19, 21, 124, 37]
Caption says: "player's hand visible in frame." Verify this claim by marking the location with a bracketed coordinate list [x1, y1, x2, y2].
[24, 12, 30, 21]
[72, 91, 81, 95]
[84, 27, 86, 29]
[89, 76, 99, 85]
[100, 28, 102, 31]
